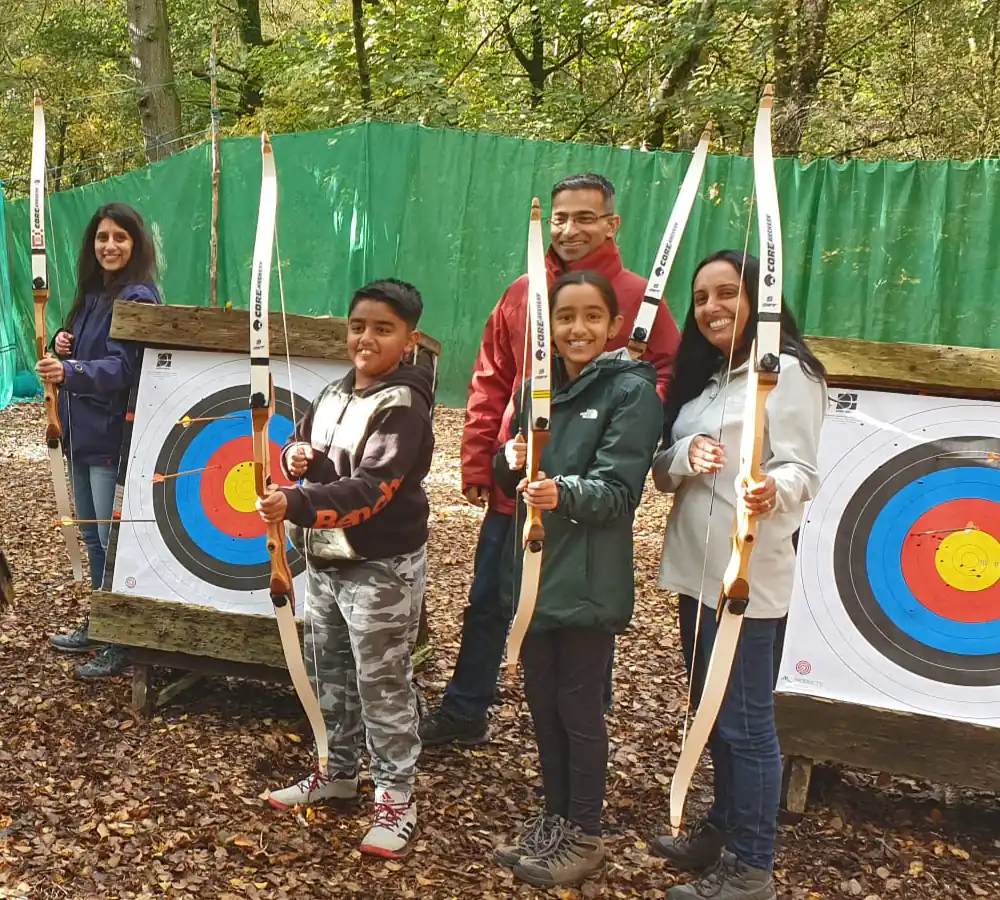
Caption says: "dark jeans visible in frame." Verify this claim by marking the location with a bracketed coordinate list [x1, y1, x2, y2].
[441, 507, 614, 720]
[678, 595, 782, 871]
[522, 627, 616, 835]
[678, 595, 787, 700]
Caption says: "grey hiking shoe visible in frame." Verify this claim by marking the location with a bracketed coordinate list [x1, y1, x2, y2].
[495, 812, 562, 867]
[418, 707, 489, 746]
[667, 851, 777, 899]
[50, 619, 99, 654]
[652, 818, 727, 871]
[74, 644, 130, 679]
[513, 819, 605, 887]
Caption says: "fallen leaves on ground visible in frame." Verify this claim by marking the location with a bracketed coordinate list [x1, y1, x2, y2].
[1, 403, 999, 899]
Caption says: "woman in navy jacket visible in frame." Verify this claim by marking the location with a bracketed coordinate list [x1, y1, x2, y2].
[38, 203, 161, 678]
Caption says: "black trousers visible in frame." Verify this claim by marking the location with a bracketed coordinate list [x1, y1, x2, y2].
[522, 627, 616, 835]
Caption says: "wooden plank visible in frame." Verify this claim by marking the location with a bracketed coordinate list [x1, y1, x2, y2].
[129, 645, 290, 685]
[783, 756, 813, 814]
[808, 336, 1000, 397]
[775, 692, 1000, 792]
[89, 590, 291, 670]
[110, 302, 441, 362]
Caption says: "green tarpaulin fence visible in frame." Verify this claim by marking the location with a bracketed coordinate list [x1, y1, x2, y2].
[4, 122, 1000, 407]
[0, 187, 16, 410]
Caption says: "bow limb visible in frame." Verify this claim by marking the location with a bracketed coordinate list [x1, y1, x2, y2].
[629, 122, 712, 360]
[668, 86, 782, 835]
[30, 92, 83, 583]
[249, 133, 329, 775]
[505, 197, 552, 674]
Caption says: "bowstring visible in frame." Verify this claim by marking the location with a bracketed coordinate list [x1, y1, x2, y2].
[677, 186, 756, 747]
[273, 227, 323, 731]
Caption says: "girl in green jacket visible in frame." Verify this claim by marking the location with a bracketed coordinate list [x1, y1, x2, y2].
[490, 269, 663, 888]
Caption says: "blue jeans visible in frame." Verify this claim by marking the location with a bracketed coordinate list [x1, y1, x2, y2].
[69, 462, 117, 590]
[441, 507, 615, 721]
[441, 507, 513, 719]
[694, 604, 782, 872]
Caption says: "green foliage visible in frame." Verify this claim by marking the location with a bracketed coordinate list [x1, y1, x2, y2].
[2, 0, 1000, 196]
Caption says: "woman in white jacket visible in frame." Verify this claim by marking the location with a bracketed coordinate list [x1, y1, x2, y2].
[650, 251, 827, 900]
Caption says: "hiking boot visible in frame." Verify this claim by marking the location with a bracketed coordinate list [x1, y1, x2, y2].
[667, 851, 777, 899]
[267, 770, 359, 810]
[494, 812, 562, 867]
[651, 819, 727, 871]
[74, 644, 130, 679]
[418, 707, 489, 746]
[50, 619, 98, 654]
[513, 820, 605, 887]
[359, 788, 418, 858]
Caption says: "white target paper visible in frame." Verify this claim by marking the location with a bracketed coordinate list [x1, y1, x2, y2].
[111, 348, 350, 615]
[776, 388, 1000, 726]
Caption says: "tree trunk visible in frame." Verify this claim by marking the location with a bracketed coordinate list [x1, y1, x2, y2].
[127, 0, 183, 163]
[646, 0, 717, 149]
[352, 0, 373, 107]
[771, 0, 832, 155]
[233, 0, 265, 115]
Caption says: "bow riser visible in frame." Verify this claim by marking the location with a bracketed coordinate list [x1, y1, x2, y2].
[523, 429, 550, 547]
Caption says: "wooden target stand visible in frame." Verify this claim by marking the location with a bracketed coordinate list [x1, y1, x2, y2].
[777, 336, 1000, 813]
[88, 302, 441, 714]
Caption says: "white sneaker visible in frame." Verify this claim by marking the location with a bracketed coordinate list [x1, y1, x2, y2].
[359, 788, 418, 858]
[267, 770, 359, 810]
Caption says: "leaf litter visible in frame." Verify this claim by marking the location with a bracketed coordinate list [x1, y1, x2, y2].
[1, 403, 999, 898]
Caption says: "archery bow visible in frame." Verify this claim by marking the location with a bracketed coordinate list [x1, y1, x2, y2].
[31, 92, 84, 583]
[629, 123, 712, 360]
[504, 197, 552, 674]
[667, 86, 782, 835]
[249, 133, 329, 774]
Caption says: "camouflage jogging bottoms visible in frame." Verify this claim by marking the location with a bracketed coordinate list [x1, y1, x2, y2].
[303, 546, 426, 793]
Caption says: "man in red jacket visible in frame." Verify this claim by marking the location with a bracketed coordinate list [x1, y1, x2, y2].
[420, 173, 681, 746]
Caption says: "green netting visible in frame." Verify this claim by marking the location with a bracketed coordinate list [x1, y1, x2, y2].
[5, 123, 1000, 407]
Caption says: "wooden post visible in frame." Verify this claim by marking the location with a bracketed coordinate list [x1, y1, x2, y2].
[208, 26, 221, 308]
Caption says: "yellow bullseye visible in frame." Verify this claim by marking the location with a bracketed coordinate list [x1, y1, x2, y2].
[224, 461, 258, 513]
[935, 529, 1000, 592]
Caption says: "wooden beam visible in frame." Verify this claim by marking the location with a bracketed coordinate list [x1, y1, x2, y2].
[775, 692, 1000, 792]
[110, 302, 441, 361]
[89, 590, 290, 670]
[808, 336, 1000, 398]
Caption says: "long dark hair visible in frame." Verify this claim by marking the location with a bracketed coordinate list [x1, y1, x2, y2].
[64, 203, 157, 327]
[661, 250, 826, 441]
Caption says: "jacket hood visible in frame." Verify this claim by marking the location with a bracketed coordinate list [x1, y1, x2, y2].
[343, 360, 435, 408]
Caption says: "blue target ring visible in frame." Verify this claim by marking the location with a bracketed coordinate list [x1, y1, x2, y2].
[834, 436, 1000, 686]
[152, 385, 308, 591]
[171, 411, 294, 566]
[867, 467, 1000, 656]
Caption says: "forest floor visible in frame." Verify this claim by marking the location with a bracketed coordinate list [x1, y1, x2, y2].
[1, 403, 999, 900]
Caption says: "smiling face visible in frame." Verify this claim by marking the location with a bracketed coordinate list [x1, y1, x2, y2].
[347, 298, 419, 388]
[551, 281, 623, 379]
[94, 217, 134, 274]
[549, 188, 620, 263]
[692, 259, 753, 358]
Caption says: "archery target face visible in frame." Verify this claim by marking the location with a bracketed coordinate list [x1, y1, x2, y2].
[111, 349, 350, 615]
[776, 389, 1000, 725]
